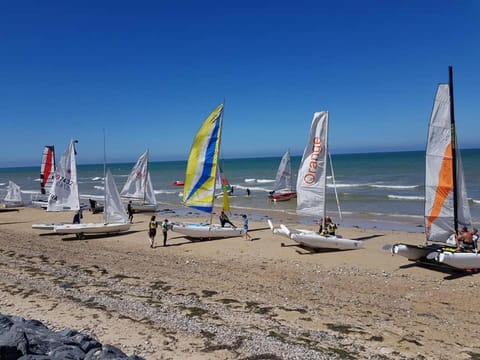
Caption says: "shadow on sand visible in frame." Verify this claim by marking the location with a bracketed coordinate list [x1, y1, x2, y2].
[399, 261, 479, 280]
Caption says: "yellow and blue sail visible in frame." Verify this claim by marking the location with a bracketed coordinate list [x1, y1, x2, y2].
[183, 104, 224, 213]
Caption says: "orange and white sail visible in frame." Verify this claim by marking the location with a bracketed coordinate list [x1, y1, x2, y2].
[296, 111, 328, 217]
[425, 84, 471, 242]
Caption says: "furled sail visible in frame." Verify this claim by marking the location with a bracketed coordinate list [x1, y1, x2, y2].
[183, 104, 224, 213]
[40, 145, 55, 195]
[296, 111, 329, 217]
[425, 84, 471, 242]
[47, 140, 79, 211]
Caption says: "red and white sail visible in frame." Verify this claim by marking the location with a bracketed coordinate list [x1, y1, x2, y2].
[40, 145, 55, 195]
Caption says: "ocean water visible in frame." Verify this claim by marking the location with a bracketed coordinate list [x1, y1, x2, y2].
[1, 149, 480, 232]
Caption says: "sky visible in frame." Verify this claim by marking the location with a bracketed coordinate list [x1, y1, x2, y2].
[1, 0, 479, 167]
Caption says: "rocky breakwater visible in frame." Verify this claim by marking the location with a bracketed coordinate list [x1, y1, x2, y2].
[0, 314, 144, 360]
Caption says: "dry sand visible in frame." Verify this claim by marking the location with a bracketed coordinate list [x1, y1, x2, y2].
[1, 207, 479, 359]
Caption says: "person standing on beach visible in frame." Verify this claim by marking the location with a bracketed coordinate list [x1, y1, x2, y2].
[242, 214, 252, 241]
[72, 210, 82, 224]
[161, 219, 169, 246]
[148, 215, 158, 248]
[127, 201, 134, 223]
[219, 211, 236, 228]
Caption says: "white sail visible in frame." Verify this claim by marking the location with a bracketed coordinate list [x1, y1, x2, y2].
[272, 149, 293, 192]
[47, 140, 79, 211]
[145, 172, 156, 204]
[121, 150, 149, 200]
[296, 112, 329, 216]
[425, 84, 471, 242]
[105, 169, 128, 224]
[4, 181, 22, 204]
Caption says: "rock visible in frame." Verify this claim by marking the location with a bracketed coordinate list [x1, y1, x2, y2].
[0, 314, 145, 360]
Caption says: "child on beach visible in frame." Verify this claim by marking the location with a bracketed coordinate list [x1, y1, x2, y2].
[127, 201, 134, 223]
[148, 215, 158, 248]
[161, 219, 169, 246]
[242, 214, 252, 241]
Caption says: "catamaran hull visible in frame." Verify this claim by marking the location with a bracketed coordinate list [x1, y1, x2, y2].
[437, 252, 480, 269]
[290, 231, 363, 250]
[170, 223, 243, 239]
[54, 222, 131, 234]
[32, 223, 66, 231]
[390, 244, 437, 261]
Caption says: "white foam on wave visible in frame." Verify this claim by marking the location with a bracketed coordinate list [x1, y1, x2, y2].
[92, 177, 103, 181]
[256, 179, 274, 184]
[472, 199, 480, 204]
[244, 178, 257, 183]
[21, 190, 40, 194]
[388, 194, 424, 201]
[371, 184, 419, 189]
[326, 183, 364, 188]
[80, 194, 104, 200]
[94, 185, 105, 191]
[154, 189, 177, 195]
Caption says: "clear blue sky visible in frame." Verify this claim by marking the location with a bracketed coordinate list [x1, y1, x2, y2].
[1, 0, 479, 167]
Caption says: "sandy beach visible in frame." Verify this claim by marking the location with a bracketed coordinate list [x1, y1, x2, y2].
[1, 207, 479, 359]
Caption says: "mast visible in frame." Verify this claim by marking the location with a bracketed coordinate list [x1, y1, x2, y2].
[210, 102, 224, 225]
[322, 113, 329, 229]
[449, 66, 458, 234]
[144, 149, 149, 203]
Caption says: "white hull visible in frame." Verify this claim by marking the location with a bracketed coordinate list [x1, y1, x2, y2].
[170, 223, 243, 239]
[437, 251, 480, 269]
[32, 223, 67, 231]
[391, 244, 436, 261]
[268, 221, 362, 250]
[54, 222, 131, 234]
[290, 230, 363, 250]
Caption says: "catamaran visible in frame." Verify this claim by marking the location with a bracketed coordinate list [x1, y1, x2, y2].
[268, 112, 363, 250]
[268, 149, 297, 202]
[54, 169, 131, 238]
[392, 66, 479, 270]
[120, 149, 157, 212]
[170, 104, 243, 239]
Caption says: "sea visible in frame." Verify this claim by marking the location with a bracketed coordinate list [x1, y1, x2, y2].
[1, 149, 480, 233]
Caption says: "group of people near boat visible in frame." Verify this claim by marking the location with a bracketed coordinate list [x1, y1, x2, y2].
[219, 210, 252, 241]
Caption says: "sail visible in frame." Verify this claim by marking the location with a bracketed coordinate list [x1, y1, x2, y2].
[425, 84, 471, 242]
[183, 104, 224, 213]
[40, 145, 55, 195]
[296, 111, 329, 217]
[121, 150, 149, 200]
[145, 172, 157, 205]
[272, 149, 293, 192]
[104, 169, 129, 223]
[47, 140, 80, 211]
[4, 181, 22, 203]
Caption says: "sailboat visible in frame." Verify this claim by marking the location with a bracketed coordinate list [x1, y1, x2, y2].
[170, 104, 243, 239]
[120, 149, 157, 212]
[268, 112, 363, 250]
[54, 169, 131, 237]
[32, 140, 80, 230]
[392, 66, 479, 270]
[2, 181, 23, 207]
[268, 149, 297, 202]
[32, 145, 56, 208]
